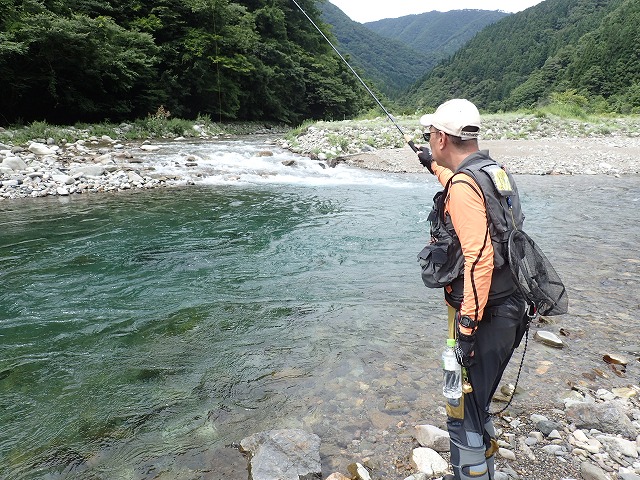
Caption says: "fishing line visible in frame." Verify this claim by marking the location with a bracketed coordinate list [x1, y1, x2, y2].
[290, 0, 417, 152]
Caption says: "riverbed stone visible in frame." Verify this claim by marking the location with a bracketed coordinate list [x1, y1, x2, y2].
[239, 429, 321, 480]
[580, 461, 612, 480]
[2, 156, 27, 171]
[410, 447, 448, 476]
[325, 474, 350, 480]
[596, 435, 638, 458]
[566, 402, 639, 439]
[533, 330, 564, 348]
[71, 165, 105, 177]
[28, 142, 56, 155]
[347, 462, 371, 480]
[498, 447, 516, 460]
[414, 424, 450, 452]
[51, 174, 75, 185]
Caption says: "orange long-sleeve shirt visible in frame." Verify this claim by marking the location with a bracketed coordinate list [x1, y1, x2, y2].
[433, 163, 494, 323]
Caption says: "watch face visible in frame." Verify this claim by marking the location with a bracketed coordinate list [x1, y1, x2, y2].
[460, 316, 475, 328]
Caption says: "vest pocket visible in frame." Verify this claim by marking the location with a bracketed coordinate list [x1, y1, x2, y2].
[418, 240, 464, 288]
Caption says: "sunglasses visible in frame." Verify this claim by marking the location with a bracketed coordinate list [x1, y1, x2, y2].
[422, 130, 440, 142]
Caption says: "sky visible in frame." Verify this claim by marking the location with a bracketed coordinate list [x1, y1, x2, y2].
[328, 0, 546, 23]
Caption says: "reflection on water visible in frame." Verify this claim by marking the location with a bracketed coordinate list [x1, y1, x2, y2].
[0, 143, 638, 479]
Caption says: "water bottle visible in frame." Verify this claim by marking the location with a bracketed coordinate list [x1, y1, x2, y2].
[442, 338, 462, 400]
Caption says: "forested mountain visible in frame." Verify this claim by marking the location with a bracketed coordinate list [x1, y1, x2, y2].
[0, 0, 371, 126]
[405, 0, 640, 114]
[2, 0, 639, 126]
[364, 10, 509, 57]
[319, 2, 430, 98]
[319, 3, 508, 99]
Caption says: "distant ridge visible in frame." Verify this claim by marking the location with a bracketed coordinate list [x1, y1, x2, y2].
[319, 3, 509, 99]
[319, 2, 429, 98]
[365, 9, 510, 56]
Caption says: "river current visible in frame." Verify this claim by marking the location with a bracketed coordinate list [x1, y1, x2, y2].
[1, 137, 639, 479]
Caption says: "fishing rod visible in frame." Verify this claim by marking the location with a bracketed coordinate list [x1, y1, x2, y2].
[291, 0, 418, 153]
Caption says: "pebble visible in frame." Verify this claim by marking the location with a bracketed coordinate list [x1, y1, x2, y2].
[534, 330, 565, 348]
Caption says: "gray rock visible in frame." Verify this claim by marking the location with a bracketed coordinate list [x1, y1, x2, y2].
[541, 444, 566, 455]
[240, 429, 321, 480]
[498, 447, 516, 461]
[619, 473, 640, 480]
[71, 165, 105, 177]
[500, 466, 521, 479]
[51, 174, 75, 185]
[580, 461, 611, 480]
[2, 156, 27, 171]
[414, 424, 450, 452]
[403, 474, 428, 480]
[595, 435, 638, 458]
[410, 447, 448, 476]
[28, 142, 56, 155]
[566, 402, 639, 439]
[1, 179, 22, 187]
[530, 414, 562, 436]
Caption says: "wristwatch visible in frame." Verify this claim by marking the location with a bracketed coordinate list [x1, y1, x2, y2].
[458, 315, 477, 331]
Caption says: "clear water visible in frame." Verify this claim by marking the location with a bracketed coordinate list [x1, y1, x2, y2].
[1, 138, 639, 479]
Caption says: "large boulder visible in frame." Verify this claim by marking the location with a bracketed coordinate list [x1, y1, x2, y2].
[565, 401, 638, 439]
[240, 429, 321, 480]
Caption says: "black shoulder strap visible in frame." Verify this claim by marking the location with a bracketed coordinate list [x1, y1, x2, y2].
[450, 172, 483, 199]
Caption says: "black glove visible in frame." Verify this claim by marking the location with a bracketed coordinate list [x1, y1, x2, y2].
[417, 146, 434, 174]
[455, 330, 476, 368]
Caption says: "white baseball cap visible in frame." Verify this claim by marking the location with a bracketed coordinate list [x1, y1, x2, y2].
[419, 99, 481, 140]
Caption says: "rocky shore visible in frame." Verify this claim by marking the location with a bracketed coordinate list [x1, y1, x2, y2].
[235, 341, 640, 480]
[1, 113, 640, 200]
[277, 114, 640, 176]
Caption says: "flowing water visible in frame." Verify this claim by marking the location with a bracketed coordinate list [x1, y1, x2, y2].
[1, 137, 639, 479]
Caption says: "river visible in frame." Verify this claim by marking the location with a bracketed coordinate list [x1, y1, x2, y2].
[1, 137, 639, 479]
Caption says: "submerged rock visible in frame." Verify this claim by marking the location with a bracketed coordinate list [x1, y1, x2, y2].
[240, 429, 321, 480]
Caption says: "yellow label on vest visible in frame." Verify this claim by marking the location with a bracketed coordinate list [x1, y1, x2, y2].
[484, 165, 514, 196]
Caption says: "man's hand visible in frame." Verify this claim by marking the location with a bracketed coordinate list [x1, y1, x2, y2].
[454, 330, 476, 367]
[455, 314, 477, 367]
[417, 146, 434, 174]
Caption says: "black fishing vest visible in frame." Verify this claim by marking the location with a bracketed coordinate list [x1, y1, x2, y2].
[418, 150, 525, 308]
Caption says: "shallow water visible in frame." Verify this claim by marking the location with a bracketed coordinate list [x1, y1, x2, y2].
[1, 138, 639, 479]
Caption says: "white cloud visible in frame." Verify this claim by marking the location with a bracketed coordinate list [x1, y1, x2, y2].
[327, 0, 545, 23]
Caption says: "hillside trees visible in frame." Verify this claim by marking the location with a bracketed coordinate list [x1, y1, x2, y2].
[404, 0, 634, 113]
[0, 6, 160, 124]
[565, 0, 640, 112]
[0, 0, 369, 126]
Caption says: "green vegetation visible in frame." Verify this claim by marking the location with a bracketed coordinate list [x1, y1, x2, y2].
[2, 0, 640, 129]
[319, 2, 431, 98]
[364, 9, 509, 58]
[0, 114, 285, 146]
[0, 0, 370, 127]
[319, 4, 507, 99]
[403, 0, 640, 114]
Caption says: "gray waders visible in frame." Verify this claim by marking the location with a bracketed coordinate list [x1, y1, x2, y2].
[446, 291, 527, 479]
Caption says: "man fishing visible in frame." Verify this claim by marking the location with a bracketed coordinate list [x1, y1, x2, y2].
[416, 99, 529, 480]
